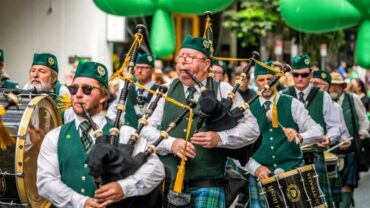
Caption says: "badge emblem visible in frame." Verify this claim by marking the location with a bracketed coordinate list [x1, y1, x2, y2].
[321, 72, 327, 79]
[203, 40, 210, 49]
[97, 66, 105, 77]
[48, 57, 55, 66]
[304, 59, 310, 65]
[286, 184, 301, 202]
[147, 55, 153, 63]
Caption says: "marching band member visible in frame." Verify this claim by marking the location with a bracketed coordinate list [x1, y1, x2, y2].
[24, 53, 71, 122]
[141, 35, 260, 208]
[281, 55, 342, 207]
[245, 60, 323, 208]
[329, 72, 370, 208]
[311, 70, 351, 207]
[37, 61, 164, 208]
[0, 49, 18, 89]
[107, 53, 158, 128]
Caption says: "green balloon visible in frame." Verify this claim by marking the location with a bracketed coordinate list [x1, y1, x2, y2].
[93, 0, 155, 17]
[280, 0, 362, 33]
[150, 9, 175, 58]
[356, 20, 370, 69]
[157, 0, 234, 14]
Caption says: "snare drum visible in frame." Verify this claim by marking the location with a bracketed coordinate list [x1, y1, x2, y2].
[324, 152, 338, 179]
[259, 165, 327, 208]
[301, 147, 316, 165]
[0, 94, 62, 207]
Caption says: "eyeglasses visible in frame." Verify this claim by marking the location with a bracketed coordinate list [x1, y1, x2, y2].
[175, 55, 206, 64]
[292, 72, 310, 78]
[68, 85, 100, 95]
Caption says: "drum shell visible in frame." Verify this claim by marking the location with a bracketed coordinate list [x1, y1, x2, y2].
[0, 94, 62, 207]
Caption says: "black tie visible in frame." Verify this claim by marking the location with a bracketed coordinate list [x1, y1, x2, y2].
[79, 121, 93, 152]
[263, 101, 272, 112]
[298, 92, 305, 103]
[186, 86, 197, 101]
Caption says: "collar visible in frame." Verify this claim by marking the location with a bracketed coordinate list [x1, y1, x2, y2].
[135, 81, 154, 91]
[75, 111, 106, 130]
[295, 84, 312, 99]
[183, 79, 207, 95]
[337, 92, 345, 105]
[259, 93, 280, 106]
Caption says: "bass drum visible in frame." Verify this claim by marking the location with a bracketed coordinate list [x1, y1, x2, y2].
[0, 94, 62, 207]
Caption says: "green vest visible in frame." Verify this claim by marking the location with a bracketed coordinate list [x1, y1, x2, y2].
[281, 87, 326, 134]
[160, 78, 226, 180]
[250, 94, 302, 172]
[58, 119, 113, 197]
[341, 93, 359, 140]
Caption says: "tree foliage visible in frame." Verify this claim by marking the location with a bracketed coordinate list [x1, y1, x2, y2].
[223, 0, 345, 53]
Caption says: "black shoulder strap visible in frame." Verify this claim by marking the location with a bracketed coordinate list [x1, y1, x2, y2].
[146, 84, 159, 103]
[305, 86, 320, 108]
[288, 86, 297, 98]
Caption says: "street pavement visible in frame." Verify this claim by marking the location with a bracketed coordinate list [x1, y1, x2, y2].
[354, 171, 370, 208]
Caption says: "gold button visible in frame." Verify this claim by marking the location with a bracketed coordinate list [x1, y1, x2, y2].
[271, 146, 274, 150]
[82, 176, 86, 181]
[81, 188, 85, 193]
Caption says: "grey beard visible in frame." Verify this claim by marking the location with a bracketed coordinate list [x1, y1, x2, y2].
[26, 81, 52, 92]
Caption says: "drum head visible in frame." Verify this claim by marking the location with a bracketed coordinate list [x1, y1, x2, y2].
[15, 95, 62, 207]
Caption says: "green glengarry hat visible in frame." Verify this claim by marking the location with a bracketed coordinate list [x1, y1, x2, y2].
[292, 55, 312, 70]
[0, 49, 4, 62]
[212, 60, 226, 70]
[32, 53, 59, 73]
[254, 61, 274, 78]
[74, 61, 108, 88]
[136, 53, 154, 67]
[313, 70, 332, 86]
[181, 35, 211, 58]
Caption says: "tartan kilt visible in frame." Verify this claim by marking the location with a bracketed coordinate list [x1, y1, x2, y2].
[329, 177, 342, 203]
[248, 174, 266, 208]
[188, 187, 226, 208]
[340, 152, 359, 189]
[314, 151, 334, 208]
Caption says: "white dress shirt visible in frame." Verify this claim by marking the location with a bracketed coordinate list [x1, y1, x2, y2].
[293, 84, 342, 142]
[140, 79, 260, 155]
[37, 112, 165, 208]
[244, 94, 324, 175]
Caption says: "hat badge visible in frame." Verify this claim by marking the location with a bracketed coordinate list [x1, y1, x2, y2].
[147, 55, 153, 62]
[321, 72, 327, 79]
[203, 40, 210, 49]
[304, 59, 310, 65]
[48, 57, 55, 66]
[218, 60, 223, 66]
[97, 66, 105, 77]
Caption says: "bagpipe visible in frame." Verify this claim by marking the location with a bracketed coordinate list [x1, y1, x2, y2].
[84, 24, 197, 207]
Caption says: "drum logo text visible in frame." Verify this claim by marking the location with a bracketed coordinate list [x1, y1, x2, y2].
[286, 184, 301, 202]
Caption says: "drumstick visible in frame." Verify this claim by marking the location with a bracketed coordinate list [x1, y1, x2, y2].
[325, 137, 353, 153]
[300, 134, 338, 149]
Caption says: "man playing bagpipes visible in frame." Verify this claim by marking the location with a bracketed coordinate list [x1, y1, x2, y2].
[37, 61, 164, 208]
[281, 55, 343, 207]
[141, 34, 260, 208]
[107, 53, 159, 128]
[244, 60, 324, 208]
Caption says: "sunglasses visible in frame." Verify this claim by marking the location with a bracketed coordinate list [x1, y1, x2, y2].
[292, 72, 310, 78]
[68, 85, 100, 95]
